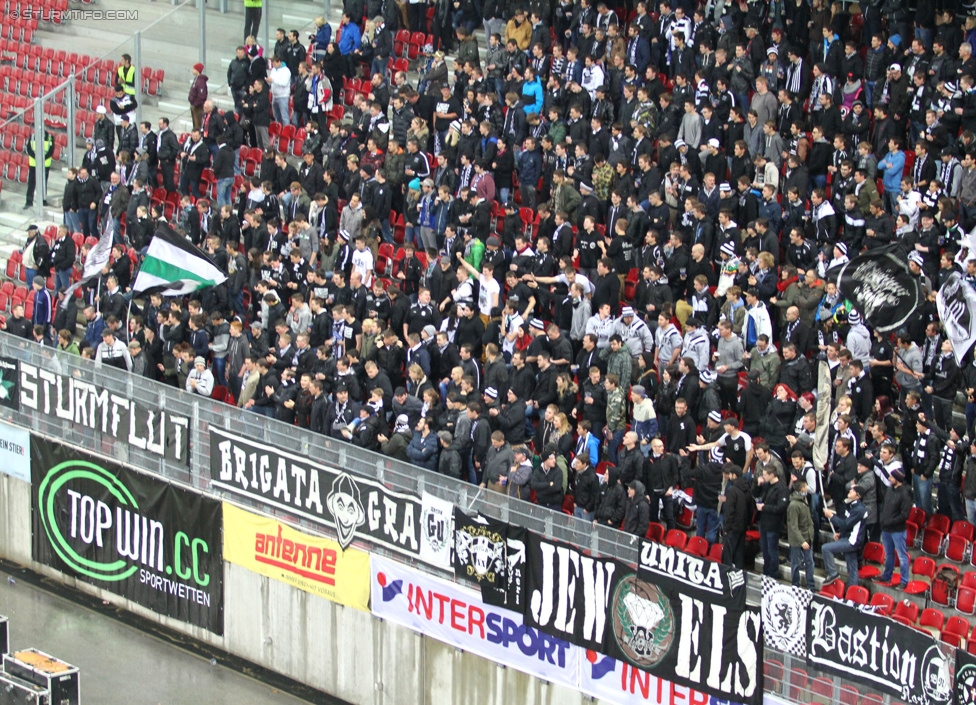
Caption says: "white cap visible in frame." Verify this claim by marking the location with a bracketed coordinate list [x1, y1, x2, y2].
[707, 138, 721, 148]
[95, 105, 107, 114]
[890, 63, 902, 72]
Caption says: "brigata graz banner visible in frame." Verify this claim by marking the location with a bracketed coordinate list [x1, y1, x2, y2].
[19, 362, 190, 463]
[210, 429, 425, 561]
[31, 437, 223, 634]
[807, 595, 950, 705]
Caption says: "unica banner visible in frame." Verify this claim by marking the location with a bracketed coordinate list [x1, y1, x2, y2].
[222, 503, 370, 611]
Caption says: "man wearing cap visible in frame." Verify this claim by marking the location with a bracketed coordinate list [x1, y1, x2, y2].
[186, 356, 215, 397]
[875, 466, 912, 588]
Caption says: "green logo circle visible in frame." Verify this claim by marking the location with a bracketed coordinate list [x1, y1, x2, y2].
[37, 460, 140, 582]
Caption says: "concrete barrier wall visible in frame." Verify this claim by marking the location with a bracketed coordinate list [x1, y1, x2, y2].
[0, 473, 591, 705]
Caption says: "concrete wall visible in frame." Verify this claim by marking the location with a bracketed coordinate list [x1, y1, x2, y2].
[0, 473, 593, 705]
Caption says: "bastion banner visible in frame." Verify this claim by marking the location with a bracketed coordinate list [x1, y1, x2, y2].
[31, 437, 223, 634]
[222, 502, 370, 611]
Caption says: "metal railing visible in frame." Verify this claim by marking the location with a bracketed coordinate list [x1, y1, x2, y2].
[3, 331, 933, 705]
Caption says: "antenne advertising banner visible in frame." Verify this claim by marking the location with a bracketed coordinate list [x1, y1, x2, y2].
[222, 502, 370, 611]
[210, 429, 424, 561]
[807, 595, 950, 705]
[371, 555, 581, 689]
[31, 437, 223, 634]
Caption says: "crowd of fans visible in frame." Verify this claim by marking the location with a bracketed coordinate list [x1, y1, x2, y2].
[12, 0, 976, 585]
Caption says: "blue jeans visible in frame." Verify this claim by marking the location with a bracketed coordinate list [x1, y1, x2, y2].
[574, 506, 594, 522]
[607, 430, 625, 464]
[790, 545, 815, 588]
[865, 81, 877, 107]
[822, 538, 860, 585]
[968, 498, 976, 525]
[23, 268, 36, 286]
[64, 210, 80, 234]
[213, 356, 227, 388]
[272, 96, 290, 125]
[216, 177, 234, 208]
[915, 27, 933, 51]
[880, 529, 909, 586]
[914, 473, 934, 517]
[696, 506, 721, 543]
[760, 528, 781, 577]
[55, 268, 71, 293]
[810, 174, 827, 195]
[78, 208, 97, 238]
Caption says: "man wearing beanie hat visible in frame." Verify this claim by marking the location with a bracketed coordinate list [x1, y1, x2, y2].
[875, 466, 912, 589]
[821, 482, 868, 587]
[186, 356, 215, 397]
[188, 63, 208, 131]
[379, 414, 414, 462]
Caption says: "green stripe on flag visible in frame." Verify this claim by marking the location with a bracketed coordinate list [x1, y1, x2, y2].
[139, 257, 219, 289]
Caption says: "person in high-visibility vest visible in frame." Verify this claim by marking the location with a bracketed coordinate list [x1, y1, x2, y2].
[117, 53, 136, 96]
[243, 0, 262, 42]
[25, 130, 54, 209]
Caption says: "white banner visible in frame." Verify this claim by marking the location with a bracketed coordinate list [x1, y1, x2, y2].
[937, 272, 976, 365]
[578, 651, 744, 705]
[0, 419, 30, 483]
[371, 555, 580, 690]
[419, 492, 454, 570]
[761, 575, 812, 659]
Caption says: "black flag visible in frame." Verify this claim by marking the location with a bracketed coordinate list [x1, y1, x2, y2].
[837, 247, 921, 332]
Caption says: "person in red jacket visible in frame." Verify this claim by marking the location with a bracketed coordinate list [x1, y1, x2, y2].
[188, 63, 209, 131]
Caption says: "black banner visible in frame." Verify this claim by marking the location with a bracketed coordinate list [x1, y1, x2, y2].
[452, 508, 526, 612]
[0, 356, 19, 410]
[31, 437, 223, 634]
[837, 248, 922, 333]
[808, 595, 950, 705]
[19, 363, 189, 463]
[210, 429, 423, 559]
[637, 539, 746, 607]
[957, 648, 976, 705]
[598, 541, 763, 705]
[523, 532, 624, 653]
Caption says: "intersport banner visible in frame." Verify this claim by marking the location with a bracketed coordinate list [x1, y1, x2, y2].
[31, 437, 223, 634]
[371, 555, 581, 689]
[222, 503, 370, 612]
[579, 650, 746, 705]
[807, 595, 950, 705]
[19, 362, 190, 463]
[210, 429, 424, 560]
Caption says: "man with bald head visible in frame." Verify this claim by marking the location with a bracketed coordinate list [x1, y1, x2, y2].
[684, 241, 716, 298]
[779, 305, 811, 356]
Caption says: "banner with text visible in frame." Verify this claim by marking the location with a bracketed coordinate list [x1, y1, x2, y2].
[453, 507, 526, 612]
[579, 650, 747, 705]
[603, 566, 763, 705]
[0, 419, 30, 482]
[20, 363, 189, 463]
[523, 533, 625, 653]
[371, 555, 581, 689]
[31, 438, 223, 633]
[956, 647, 976, 705]
[807, 595, 950, 705]
[210, 429, 424, 562]
[222, 502, 370, 611]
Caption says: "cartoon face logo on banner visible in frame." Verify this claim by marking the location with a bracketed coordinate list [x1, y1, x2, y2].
[326, 474, 366, 549]
[957, 662, 976, 705]
[920, 645, 951, 705]
[609, 574, 675, 668]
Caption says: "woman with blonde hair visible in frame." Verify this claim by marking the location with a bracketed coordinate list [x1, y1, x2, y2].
[556, 372, 578, 418]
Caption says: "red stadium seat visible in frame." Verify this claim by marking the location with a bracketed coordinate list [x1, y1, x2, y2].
[664, 529, 687, 550]
[918, 608, 945, 636]
[859, 541, 885, 579]
[904, 556, 937, 596]
[645, 522, 665, 543]
[868, 592, 894, 616]
[845, 585, 869, 606]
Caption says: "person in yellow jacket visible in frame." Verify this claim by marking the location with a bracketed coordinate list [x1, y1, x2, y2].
[25, 130, 54, 209]
[244, 0, 262, 42]
[116, 54, 136, 96]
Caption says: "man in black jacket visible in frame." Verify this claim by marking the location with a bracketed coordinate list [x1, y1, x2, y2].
[913, 414, 943, 517]
[682, 445, 725, 542]
[594, 463, 627, 528]
[645, 437, 681, 530]
[722, 464, 754, 569]
[156, 117, 180, 193]
[754, 462, 789, 578]
[875, 467, 912, 589]
[573, 453, 601, 521]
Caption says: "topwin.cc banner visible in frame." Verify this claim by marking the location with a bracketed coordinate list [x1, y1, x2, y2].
[31, 437, 223, 634]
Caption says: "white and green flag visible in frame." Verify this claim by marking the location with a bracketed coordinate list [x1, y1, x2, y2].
[133, 225, 227, 296]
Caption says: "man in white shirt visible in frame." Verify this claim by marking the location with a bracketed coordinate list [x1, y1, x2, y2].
[457, 254, 500, 324]
[351, 235, 374, 287]
[269, 56, 292, 125]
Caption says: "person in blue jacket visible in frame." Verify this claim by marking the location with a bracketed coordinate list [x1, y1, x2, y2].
[31, 275, 53, 341]
[405, 415, 440, 471]
[575, 419, 601, 466]
[516, 136, 542, 208]
[625, 24, 650, 74]
[878, 136, 906, 214]
[520, 66, 544, 117]
[821, 483, 869, 587]
[312, 16, 332, 61]
[338, 14, 361, 77]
